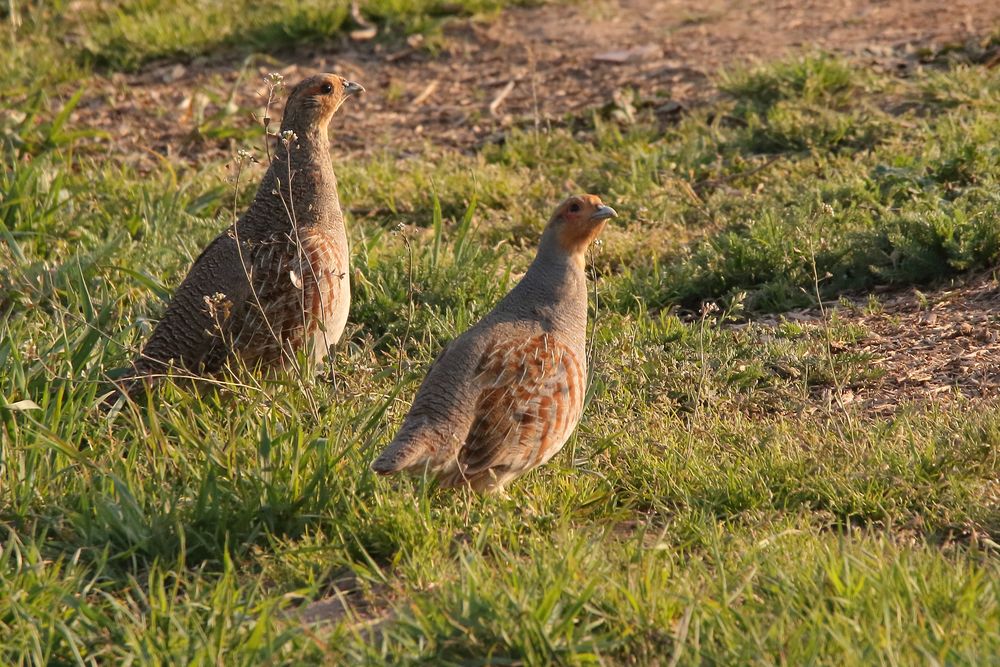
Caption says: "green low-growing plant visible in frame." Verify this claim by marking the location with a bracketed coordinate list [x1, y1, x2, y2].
[77, 0, 526, 70]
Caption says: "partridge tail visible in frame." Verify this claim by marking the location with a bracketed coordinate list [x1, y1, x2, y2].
[370, 426, 438, 475]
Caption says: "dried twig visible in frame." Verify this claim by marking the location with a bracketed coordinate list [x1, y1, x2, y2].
[488, 81, 516, 117]
[411, 80, 439, 107]
[349, 0, 377, 41]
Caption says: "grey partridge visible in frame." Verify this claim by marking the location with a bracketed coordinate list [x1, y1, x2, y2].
[371, 195, 617, 493]
[115, 73, 363, 399]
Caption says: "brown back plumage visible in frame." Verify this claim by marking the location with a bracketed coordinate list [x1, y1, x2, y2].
[371, 195, 617, 493]
[110, 74, 364, 402]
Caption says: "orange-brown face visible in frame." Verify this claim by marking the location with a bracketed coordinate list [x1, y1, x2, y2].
[286, 73, 365, 126]
[551, 194, 617, 254]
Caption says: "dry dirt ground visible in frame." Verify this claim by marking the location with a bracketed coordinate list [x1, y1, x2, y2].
[72, 0, 1000, 415]
[848, 272, 1000, 414]
[76, 0, 1000, 164]
[759, 271, 1000, 416]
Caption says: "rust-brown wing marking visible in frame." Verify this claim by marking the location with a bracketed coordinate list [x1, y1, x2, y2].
[229, 229, 342, 366]
[455, 333, 584, 487]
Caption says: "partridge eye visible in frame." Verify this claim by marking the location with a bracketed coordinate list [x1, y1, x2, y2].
[569, 203, 581, 213]
[320, 82, 334, 94]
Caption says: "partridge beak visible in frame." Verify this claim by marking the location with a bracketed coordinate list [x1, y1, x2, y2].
[590, 205, 617, 221]
[343, 81, 365, 97]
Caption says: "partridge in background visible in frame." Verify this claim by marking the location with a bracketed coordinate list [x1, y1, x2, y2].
[371, 195, 617, 493]
[113, 73, 363, 399]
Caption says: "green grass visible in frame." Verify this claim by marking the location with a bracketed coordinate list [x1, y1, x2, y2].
[2, 0, 530, 79]
[2, 7, 1000, 663]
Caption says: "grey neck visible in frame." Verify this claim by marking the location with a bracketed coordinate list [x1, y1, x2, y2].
[492, 225, 589, 344]
[241, 124, 344, 236]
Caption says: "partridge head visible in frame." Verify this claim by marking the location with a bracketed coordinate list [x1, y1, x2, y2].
[279, 73, 365, 137]
[545, 193, 617, 265]
[371, 194, 617, 493]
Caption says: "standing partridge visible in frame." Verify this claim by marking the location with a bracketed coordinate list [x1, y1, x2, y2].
[371, 195, 617, 493]
[116, 74, 363, 398]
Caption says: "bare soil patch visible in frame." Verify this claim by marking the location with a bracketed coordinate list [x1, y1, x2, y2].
[765, 272, 1000, 415]
[74, 0, 1000, 167]
[842, 272, 1000, 415]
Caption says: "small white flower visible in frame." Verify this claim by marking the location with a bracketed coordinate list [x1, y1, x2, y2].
[265, 72, 284, 87]
[281, 129, 297, 146]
